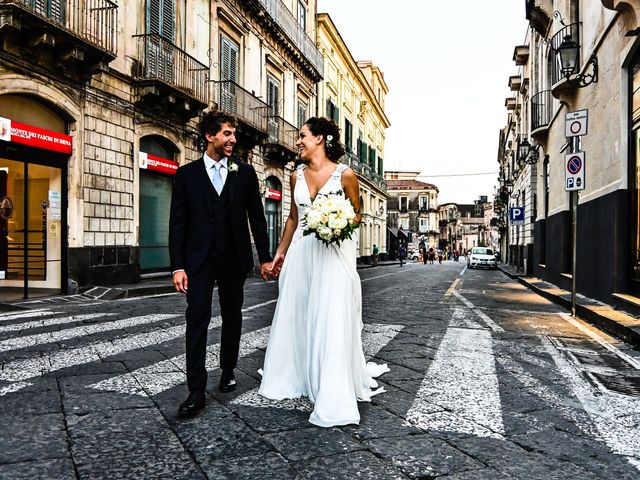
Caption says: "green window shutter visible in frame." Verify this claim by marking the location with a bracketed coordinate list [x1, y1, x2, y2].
[220, 35, 238, 83]
[147, 0, 174, 41]
[378, 156, 383, 175]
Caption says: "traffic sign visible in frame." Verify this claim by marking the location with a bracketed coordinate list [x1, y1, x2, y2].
[565, 151, 585, 191]
[565, 110, 588, 137]
[509, 207, 525, 225]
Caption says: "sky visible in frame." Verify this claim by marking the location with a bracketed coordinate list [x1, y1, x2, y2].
[317, 0, 528, 204]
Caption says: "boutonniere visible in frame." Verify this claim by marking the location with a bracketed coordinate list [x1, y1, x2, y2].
[228, 159, 239, 174]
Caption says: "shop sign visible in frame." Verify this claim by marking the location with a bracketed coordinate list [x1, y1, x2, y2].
[139, 152, 178, 175]
[0, 117, 72, 154]
[49, 190, 62, 220]
[265, 188, 282, 201]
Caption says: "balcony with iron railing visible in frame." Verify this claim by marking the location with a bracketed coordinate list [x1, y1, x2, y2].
[340, 152, 388, 191]
[262, 115, 298, 163]
[0, 0, 117, 80]
[134, 34, 208, 121]
[250, 0, 324, 80]
[211, 80, 269, 135]
[531, 89, 554, 137]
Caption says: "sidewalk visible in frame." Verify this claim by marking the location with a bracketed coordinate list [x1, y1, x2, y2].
[498, 264, 640, 348]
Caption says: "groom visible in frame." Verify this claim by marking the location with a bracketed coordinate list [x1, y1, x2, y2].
[169, 111, 273, 415]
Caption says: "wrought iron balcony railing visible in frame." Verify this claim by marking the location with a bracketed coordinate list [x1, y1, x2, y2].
[531, 89, 553, 132]
[135, 34, 208, 104]
[1, 0, 117, 54]
[551, 22, 580, 86]
[267, 115, 297, 153]
[211, 80, 269, 133]
[259, 0, 324, 76]
[340, 152, 387, 191]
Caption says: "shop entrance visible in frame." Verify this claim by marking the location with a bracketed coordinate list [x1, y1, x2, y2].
[0, 153, 66, 301]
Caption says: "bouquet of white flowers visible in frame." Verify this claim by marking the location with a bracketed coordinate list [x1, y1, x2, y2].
[302, 191, 358, 246]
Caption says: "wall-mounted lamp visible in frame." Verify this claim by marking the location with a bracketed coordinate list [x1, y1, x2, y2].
[557, 35, 598, 87]
[505, 179, 514, 195]
[517, 138, 531, 162]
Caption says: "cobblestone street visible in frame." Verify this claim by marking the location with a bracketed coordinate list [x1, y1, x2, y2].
[1, 261, 639, 479]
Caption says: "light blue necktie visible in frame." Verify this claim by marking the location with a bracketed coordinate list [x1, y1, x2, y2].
[212, 163, 224, 195]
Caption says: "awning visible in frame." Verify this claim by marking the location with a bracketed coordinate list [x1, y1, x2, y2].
[387, 227, 408, 239]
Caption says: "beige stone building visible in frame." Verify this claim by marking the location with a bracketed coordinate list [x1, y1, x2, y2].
[0, 0, 322, 299]
[384, 170, 439, 257]
[497, 0, 640, 309]
[316, 13, 389, 262]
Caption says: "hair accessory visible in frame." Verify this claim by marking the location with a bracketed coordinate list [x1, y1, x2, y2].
[326, 135, 334, 147]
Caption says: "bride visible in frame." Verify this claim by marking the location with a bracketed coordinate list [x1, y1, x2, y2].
[259, 117, 389, 427]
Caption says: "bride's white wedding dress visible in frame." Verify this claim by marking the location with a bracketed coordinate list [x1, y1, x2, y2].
[258, 162, 389, 427]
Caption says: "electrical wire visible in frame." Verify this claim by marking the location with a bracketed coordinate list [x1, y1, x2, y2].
[416, 172, 499, 178]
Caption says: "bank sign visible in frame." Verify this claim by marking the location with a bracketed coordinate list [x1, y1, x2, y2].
[509, 207, 525, 225]
[0, 117, 72, 154]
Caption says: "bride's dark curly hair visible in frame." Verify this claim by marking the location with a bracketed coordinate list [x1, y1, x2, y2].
[305, 117, 346, 163]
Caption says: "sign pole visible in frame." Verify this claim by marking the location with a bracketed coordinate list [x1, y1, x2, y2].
[571, 189, 578, 317]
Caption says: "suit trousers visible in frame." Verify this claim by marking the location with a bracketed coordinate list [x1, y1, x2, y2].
[185, 253, 247, 392]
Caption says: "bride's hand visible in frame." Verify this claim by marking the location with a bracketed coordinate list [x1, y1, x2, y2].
[271, 252, 286, 277]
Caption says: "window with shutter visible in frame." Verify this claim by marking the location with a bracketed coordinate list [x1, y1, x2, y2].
[378, 156, 383, 175]
[267, 75, 280, 141]
[146, 0, 175, 81]
[147, 0, 174, 41]
[344, 119, 352, 152]
[297, 101, 307, 128]
[220, 35, 239, 113]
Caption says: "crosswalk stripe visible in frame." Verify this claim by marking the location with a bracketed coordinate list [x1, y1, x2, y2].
[89, 326, 272, 396]
[0, 313, 117, 335]
[0, 314, 173, 353]
[0, 310, 56, 323]
[406, 306, 505, 439]
[230, 324, 404, 411]
[0, 299, 278, 395]
[453, 291, 504, 333]
[542, 335, 640, 471]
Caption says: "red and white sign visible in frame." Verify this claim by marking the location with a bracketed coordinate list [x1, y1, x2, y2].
[0, 117, 72, 154]
[265, 188, 282, 201]
[139, 152, 179, 175]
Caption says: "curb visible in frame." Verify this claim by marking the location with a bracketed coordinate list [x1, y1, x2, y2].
[498, 266, 640, 348]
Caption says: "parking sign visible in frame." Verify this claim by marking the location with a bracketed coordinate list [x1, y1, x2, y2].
[509, 207, 525, 225]
[565, 151, 585, 191]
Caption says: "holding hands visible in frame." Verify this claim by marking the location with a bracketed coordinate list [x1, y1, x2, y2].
[260, 252, 285, 281]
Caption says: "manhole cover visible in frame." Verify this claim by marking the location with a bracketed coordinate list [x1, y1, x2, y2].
[592, 374, 640, 396]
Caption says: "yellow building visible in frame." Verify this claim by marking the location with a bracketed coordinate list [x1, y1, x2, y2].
[316, 13, 390, 261]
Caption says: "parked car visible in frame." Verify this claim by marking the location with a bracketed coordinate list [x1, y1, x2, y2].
[408, 249, 419, 261]
[466, 247, 497, 269]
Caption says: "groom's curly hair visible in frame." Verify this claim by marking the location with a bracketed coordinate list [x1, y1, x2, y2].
[304, 117, 346, 163]
[199, 111, 237, 150]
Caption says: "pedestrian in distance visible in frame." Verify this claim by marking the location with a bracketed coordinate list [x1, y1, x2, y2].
[372, 243, 379, 266]
[398, 244, 407, 267]
[169, 111, 274, 416]
[428, 247, 435, 265]
[258, 117, 389, 427]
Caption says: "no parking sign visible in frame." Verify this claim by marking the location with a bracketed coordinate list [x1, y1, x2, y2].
[565, 151, 585, 191]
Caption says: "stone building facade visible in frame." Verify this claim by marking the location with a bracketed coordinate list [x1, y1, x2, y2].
[497, 0, 640, 309]
[0, 0, 322, 300]
[316, 13, 389, 262]
[384, 170, 439, 256]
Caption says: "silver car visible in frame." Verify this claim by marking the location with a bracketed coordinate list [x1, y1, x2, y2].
[466, 247, 497, 269]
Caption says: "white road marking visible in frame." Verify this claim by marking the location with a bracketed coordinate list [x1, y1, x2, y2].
[361, 265, 422, 282]
[406, 324, 505, 439]
[230, 323, 403, 411]
[0, 299, 278, 395]
[557, 314, 640, 370]
[449, 306, 484, 329]
[453, 291, 504, 333]
[0, 310, 56, 323]
[119, 292, 181, 302]
[0, 313, 117, 335]
[89, 326, 271, 396]
[460, 266, 467, 276]
[0, 314, 172, 353]
[542, 335, 640, 471]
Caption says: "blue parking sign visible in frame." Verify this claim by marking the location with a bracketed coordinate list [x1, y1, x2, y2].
[509, 207, 525, 225]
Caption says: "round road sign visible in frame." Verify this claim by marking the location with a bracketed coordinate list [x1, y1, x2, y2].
[570, 121, 582, 134]
[567, 156, 582, 175]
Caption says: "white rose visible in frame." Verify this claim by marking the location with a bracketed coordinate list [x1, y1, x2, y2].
[334, 229, 342, 236]
[306, 210, 323, 229]
[328, 215, 348, 230]
[321, 199, 337, 215]
[317, 226, 333, 241]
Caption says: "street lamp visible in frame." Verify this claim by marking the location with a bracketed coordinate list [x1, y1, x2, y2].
[517, 138, 531, 162]
[505, 179, 514, 195]
[556, 35, 598, 87]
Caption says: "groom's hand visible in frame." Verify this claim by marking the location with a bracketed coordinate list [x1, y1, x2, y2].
[259, 262, 272, 282]
[172, 271, 188, 294]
